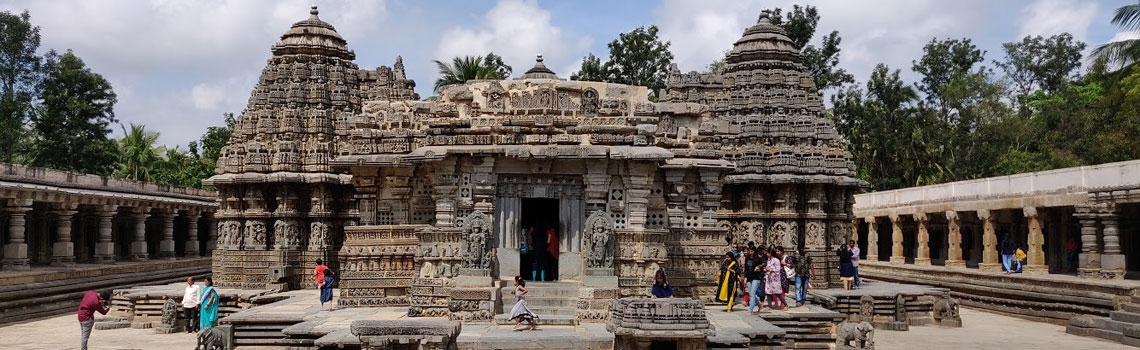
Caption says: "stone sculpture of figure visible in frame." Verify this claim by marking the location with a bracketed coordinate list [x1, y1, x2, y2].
[835, 320, 875, 350]
[858, 295, 875, 322]
[160, 298, 179, 328]
[581, 88, 599, 116]
[461, 211, 492, 270]
[584, 211, 615, 269]
[196, 327, 228, 350]
[933, 296, 962, 327]
[309, 221, 329, 251]
[894, 295, 908, 323]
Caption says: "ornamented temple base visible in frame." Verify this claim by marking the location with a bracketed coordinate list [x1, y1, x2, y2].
[810, 280, 962, 330]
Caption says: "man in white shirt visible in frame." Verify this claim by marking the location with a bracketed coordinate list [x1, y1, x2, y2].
[848, 240, 861, 287]
[181, 277, 201, 333]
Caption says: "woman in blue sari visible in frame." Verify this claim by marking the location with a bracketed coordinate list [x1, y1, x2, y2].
[199, 277, 219, 330]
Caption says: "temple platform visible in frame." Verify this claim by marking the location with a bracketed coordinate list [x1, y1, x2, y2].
[0, 257, 211, 325]
[860, 261, 1140, 324]
[810, 280, 956, 330]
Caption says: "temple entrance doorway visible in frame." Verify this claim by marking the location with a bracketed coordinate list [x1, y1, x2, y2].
[520, 197, 560, 281]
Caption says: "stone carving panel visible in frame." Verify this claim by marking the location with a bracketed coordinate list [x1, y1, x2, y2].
[585, 211, 615, 269]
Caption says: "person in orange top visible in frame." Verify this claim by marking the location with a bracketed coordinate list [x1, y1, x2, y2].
[313, 259, 329, 288]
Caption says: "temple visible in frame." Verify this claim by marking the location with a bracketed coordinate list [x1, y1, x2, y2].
[205, 8, 863, 322]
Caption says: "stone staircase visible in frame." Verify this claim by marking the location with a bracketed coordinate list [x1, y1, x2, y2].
[494, 281, 579, 326]
[1067, 295, 1140, 347]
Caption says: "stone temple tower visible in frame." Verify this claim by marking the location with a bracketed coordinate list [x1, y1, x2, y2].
[205, 6, 414, 289]
[662, 13, 864, 288]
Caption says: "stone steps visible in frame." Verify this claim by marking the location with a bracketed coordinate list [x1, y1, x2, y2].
[1122, 302, 1140, 314]
[502, 296, 578, 308]
[1112, 310, 1140, 324]
[493, 314, 578, 326]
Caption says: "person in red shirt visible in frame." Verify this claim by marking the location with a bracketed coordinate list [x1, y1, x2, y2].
[77, 290, 110, 350]
[313, 259, 329, 288]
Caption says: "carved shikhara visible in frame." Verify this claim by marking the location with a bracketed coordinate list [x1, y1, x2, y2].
[206, 7, 863, 316]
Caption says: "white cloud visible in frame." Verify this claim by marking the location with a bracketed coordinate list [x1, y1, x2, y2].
[1108, 30, 1140, 43]
[1018, 0, 1098, 42]
[0, 0, 389, 146]
[654, 0, 1000, 87]
[433, 0, 589, 79]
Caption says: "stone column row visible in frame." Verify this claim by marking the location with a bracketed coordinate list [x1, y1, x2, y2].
[3, 200, 214, 270]
[871, 207, 1049, 273]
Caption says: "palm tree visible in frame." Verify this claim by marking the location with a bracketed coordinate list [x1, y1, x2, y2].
[433, 53, 512, 92]
[116, 123, 160, 181]
[1092, 2, 1140, 68]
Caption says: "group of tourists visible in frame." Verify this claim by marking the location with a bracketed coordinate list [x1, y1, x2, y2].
[711, 242, 812, 314]
[76, 260, 341, 350]
[837, 240, 861, 290]
[521, 226, 560, 282]
[77, 276, 219, 350]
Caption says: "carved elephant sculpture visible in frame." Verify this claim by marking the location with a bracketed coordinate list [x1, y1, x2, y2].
[835, 320, 875, 350]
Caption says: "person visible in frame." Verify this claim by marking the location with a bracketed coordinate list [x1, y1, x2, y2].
[1014, 244, 1027, 273]
[777, 246, 791, 295]
[764, 248, 788, 310]
[1000, 234, 1016, 274]
[715, 252, 741, 312]
[743, 246, 764, 315]
[509, 276, 538, 330]
[314, 259, 329, 288]
[546, 227, 559, 280]
[838, 244, 855, 290]
[848, 240, 861, 287]
[319, 270, 336, 311]
[78, 290, 110, 350]
[1066, 238, 1079, 272]
[650, 269, 674, 298]
[200, 277, 219, 330]
[181, 277, 201, 333]
[793, 251, 813, 307]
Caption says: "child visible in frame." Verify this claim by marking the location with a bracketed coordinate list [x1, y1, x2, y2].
[319, 270, 335, 311]
[508, 276, 538, 330]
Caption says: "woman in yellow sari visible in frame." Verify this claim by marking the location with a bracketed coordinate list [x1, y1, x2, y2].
[715, 252, 741, 311]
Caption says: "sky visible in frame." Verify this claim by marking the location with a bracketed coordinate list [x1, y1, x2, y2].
[0, 0, 1132, 149]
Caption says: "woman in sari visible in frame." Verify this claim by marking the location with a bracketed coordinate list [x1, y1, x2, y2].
[715, 252, 741, 312]
[764, 252, 788, 310]
[199, 277, 219, 330]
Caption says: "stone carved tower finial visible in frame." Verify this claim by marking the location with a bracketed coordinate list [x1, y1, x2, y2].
[310, 4, 319, 17]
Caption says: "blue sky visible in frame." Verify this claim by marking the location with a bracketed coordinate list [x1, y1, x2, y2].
[0, 0, 1132, 149]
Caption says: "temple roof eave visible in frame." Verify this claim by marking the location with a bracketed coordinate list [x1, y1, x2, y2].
[203, 172, 353, 186]
[328, 145, 678, 167]
[723, 173, 868, 187]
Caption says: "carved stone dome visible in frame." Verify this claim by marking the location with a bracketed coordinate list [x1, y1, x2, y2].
[519, 54, 561, 80]
[271, 5, 355, 60]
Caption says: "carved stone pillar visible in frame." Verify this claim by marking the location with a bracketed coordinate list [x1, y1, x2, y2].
[889, 213, 904, 264]
[625, 162, 653, 229]
[157, 209, 176, 259]
[914, 212, 930, 266]
[51, 203, 79, 266]
[1075, 209, 1101, 277]
[1023, 207, 1047, 273]
[94, 205, 117, 263]
[1100, 211, 1124, 279]
[978, 209, 1001, 271]
[130, 207, 151, 261]
[3, 199, 33, 270]
[944, 211, 965, 268]
[431, 159, 459, 227]
[206, 213, 218, 254]
[185, 210, 201, 257]
[865, 217, 878, 262]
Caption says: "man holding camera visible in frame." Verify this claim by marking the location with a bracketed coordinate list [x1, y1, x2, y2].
[77, 290, 110, 350]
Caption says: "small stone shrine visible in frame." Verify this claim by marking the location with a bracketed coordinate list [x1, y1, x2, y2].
[207, 7, 864, 320]
[607, 298, 714, 350]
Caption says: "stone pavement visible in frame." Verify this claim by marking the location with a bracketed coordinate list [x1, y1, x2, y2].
[0, 312, 197, 350]
[875, 307, 1133, 350]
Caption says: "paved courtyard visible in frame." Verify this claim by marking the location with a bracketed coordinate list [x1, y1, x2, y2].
[0, 304, 1129, 349]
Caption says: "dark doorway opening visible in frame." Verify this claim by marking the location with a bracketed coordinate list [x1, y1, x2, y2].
[520, 198, 560, 281]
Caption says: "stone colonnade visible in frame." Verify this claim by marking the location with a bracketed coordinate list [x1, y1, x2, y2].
[853, 204, 1127, 279]
[0, 169, 218, 270]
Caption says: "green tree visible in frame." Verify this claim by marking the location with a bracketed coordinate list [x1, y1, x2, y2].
[193, 112, 235, 168]
[0, 10, 41, 163]
[831, 64, 924, 189]
[602, 25, 674, 99]
[116, 123, 160, 181]
[27, 50, 118, 174]
[432, 52, 512, 92]
[570, 53, 608, 81]
[1091, 1, 1140, 68]
[997, 34, 1086, 98]
[912, 38, 986, 109]
[763, 6, 853, 92]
